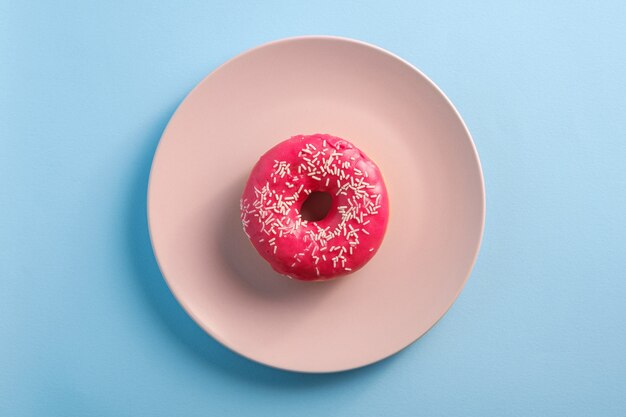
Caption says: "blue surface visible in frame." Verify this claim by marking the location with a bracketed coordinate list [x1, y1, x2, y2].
[2, 1, 625, 415]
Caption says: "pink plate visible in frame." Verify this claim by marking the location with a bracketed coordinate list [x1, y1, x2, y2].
[148, 36, 485, 373]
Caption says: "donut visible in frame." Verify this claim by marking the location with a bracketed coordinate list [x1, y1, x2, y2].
[240, 134, 389, 281]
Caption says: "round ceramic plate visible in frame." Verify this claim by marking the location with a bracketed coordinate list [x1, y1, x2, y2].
[148, 36, 485, 373]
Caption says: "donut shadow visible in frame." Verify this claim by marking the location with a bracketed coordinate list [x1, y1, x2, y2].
[215, 175, 345, 301]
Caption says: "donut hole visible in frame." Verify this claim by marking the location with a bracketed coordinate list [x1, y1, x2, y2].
[300, 191, 332, 222]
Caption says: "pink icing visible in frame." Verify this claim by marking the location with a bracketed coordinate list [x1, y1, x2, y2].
[240, 134, 389, 281]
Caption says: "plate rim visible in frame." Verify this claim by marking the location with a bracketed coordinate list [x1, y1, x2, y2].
[147, 35, 486, 373]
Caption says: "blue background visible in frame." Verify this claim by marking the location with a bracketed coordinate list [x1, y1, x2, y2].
[2, 1, 625, 416]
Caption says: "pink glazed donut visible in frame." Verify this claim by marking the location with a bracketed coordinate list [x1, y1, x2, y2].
[240, 134, 389, 281]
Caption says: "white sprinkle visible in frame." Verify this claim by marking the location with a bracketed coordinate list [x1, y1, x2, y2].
[363, 220, 370, 225]
[325, 178, 330, 187]
[362, 229, 370, 235]
[316, 267, 320, 276]
[311, 175, 321, 181]
[369, 248, 374, 252]
[345, 267, 352, 271]
[273, 246, 277, 254]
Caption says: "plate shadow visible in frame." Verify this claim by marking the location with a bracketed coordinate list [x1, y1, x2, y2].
[126, 106, 397, 387]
